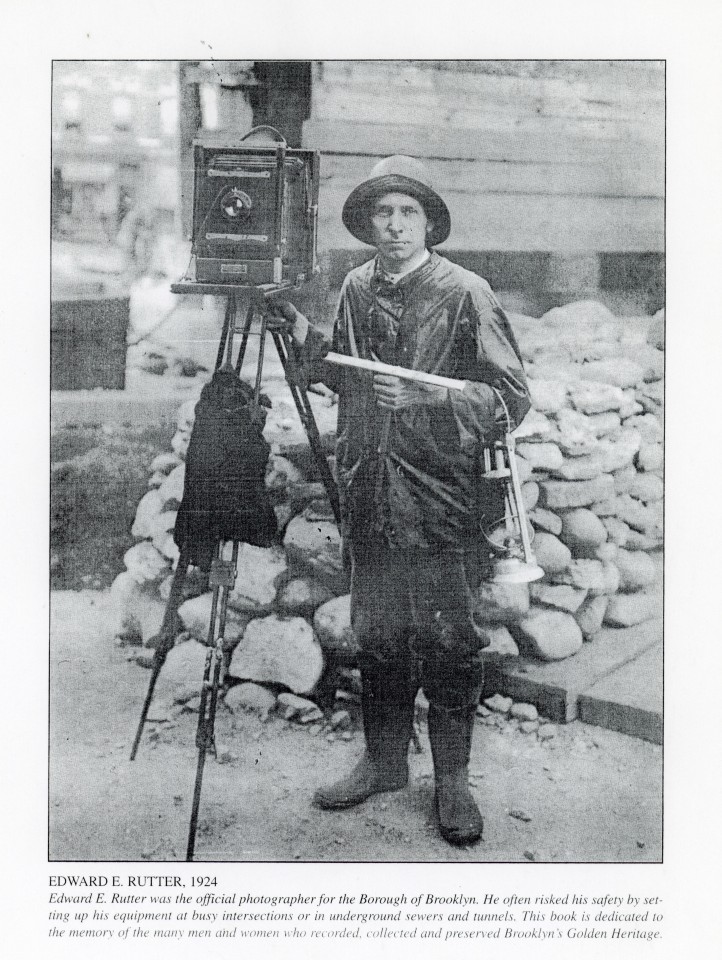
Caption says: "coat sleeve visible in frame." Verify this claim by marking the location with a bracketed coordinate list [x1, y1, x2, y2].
[447, 283, 531, 454]
[293, 283, 351, 395]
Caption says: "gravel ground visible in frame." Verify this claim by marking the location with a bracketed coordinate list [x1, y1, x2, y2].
[50, 590, 662, 864]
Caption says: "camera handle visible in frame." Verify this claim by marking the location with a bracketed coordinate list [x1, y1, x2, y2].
[239, 125, 287, 146]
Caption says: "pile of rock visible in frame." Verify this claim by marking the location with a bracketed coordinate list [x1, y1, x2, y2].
[479, 694, 557, 742]
[495, 300, 663, 660]
[114, 299, 663, 696]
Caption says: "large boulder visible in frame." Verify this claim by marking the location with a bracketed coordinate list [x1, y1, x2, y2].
[637, 345, 665, 383]
[637, 380, 663, 410]
[602, 516, 632, 547]
[158, 464, 186, 504]
[529, 583, 588, 613]
[539, 475, 615, 510]
[624, 414, 663, 444]
[158, 567, 208, 603]
[224, 682, 277, 720]
[551, 559, 619, 596]
[178, 593, 252, 648]
[284, 514, 348, 593]
[515, 441, 564, 471]
[148, 509, 177, 542]
[626, 529, 663, 551]
[629, 473, 663, 503]
[313, 594, 360, 662]
[228, 545, 288, 614]
[132, 489, 164, 539]
[568, 381, 626, 415]
[596, 429, 642, 472]
[586, 411, 622, 438]
[477, 624, 520, 659]
[150, 452, 183, 475]
[620, 405, 644, 422]
[230, 615, 324, 694]
[531, 532, 571, 574]
[264, 394, 338, 452]
[522, 481, 540, 511]
[577, 359, 645, 390]
[514, 456, 534, 484]
[636, 441, 664, 473]
[512, 609, 583, 661]
[277, 577, 335, 618]
[153, 529, 181, 563]
[594, 541, 619, 563]
[514, 409, 553, 440]
[559, 509, 608, 552]
[615, 495, 663, 538]
[171, 430, 191, 460]
[151, 640, 210, 712]
[551, 455, 603, 481]
[604, 592, 659, 627]
[123, 541, 170, 585]
[528, 379, 568, 415]
[553, 409, 600, 457]
[529, 508, 563, 536]
[110, 571, 167, 644]
[176, 398, 197, 433]
[615, 549, 657, 593]
[574, 594, 609, 640]
[149, 510, 179, 561]
[589, 497, 619, 517]
[612, 464, 637, 495]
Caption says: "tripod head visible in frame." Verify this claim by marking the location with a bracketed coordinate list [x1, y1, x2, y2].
[260, 292, 305, 336]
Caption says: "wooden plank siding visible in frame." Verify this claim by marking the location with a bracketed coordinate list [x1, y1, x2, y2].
[303, 61, 664, 254]
[318, 187, 662, 253]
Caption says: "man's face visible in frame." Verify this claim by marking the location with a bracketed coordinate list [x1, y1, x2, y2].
[370, 192, 431, 269]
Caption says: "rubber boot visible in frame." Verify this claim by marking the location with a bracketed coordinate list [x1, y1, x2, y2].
[425, 673, 484, 846]
[313, 662, 417, 810]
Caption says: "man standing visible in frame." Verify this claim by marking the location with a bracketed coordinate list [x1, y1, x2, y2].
[280, 156, 530, 846]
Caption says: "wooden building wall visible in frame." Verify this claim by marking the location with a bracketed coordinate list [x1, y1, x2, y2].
[303, 60, 664, 258]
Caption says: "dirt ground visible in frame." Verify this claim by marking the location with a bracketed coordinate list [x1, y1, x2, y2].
[50, 589, 662, 864]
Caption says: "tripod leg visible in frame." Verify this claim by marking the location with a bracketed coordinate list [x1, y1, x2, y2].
[186, 732, 209, 861]
[186, 542, 238, 861]
[215, 295, 236, 371]
[235, 299, 256, 374]
[129, 551, 190, 760]
[271, 330, 341, 525]
[254, 313, 268, 402]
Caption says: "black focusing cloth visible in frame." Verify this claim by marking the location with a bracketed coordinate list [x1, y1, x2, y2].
[174, 369, 278, 570]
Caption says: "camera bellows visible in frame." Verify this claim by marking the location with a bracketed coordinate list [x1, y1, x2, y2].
[174, 369, 277, 569]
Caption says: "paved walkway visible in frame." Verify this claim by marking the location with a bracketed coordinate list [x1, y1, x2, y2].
[493, 614, 662, 743]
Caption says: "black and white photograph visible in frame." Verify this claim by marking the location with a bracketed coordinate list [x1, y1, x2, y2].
[5, 0, 722, 954]
[48, 57, 666, 865]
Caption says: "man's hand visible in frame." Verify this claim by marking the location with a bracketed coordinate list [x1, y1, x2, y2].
[271, 301, 310, 346]
[372, 374, 448, 411]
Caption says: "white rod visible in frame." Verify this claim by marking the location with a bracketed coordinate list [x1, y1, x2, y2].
[323, 352, 467, 392]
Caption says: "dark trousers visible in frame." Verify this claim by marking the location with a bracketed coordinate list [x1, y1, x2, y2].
[350, 544, 487, 705]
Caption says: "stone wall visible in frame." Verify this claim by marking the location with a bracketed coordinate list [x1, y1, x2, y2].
[114, 300, 663, 693]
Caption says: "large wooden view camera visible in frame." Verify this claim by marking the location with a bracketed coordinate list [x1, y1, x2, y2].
[191, 128, 320, 287]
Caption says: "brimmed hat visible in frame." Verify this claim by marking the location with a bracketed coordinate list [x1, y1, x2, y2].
[342, 155, 451, 247]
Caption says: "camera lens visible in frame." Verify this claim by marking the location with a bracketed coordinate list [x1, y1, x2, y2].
[219, 188, 252, 220]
